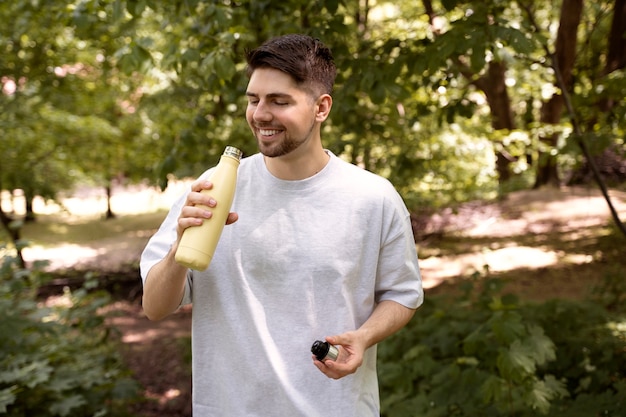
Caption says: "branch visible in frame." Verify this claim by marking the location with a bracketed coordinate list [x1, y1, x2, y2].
[551, 45, 626, 237]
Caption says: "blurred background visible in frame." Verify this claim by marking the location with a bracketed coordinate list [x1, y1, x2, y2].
[1, 1, 625, 416]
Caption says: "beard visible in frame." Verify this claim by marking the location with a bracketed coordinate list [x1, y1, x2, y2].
[255, 119, 316, 158]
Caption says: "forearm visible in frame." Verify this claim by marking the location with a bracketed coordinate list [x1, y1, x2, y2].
[142, 245, 188, 321]
[357, 300, 416, 348]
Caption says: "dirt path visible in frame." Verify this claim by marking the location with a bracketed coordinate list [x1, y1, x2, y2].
[416, 187, 626, 295]
[104, 301, 193, 417]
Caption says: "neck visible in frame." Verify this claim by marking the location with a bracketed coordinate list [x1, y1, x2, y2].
[264, 146, 329, 180]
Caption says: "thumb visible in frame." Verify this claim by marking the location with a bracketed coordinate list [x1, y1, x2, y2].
[326, 334, 347, 346]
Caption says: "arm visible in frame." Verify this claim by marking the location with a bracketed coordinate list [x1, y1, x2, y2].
[141, 180, 238, 321]
[312, 300, 416, 379]
[141, 244, 188, 321]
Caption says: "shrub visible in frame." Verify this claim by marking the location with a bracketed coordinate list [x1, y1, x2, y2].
[0, 250, 139, 416]
[379, 275, 626, 416]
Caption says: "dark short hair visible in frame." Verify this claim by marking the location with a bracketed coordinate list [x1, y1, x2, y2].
[246, 34, 337, 97]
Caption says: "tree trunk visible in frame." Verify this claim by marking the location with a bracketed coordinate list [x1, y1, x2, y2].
[600, 0, 626, 111]
[0, 202, 26, 269]
[534, 0, 583, 188]
[574, 0, 626, 184]
[24, 190, 36, 223]
[105, 183, 116, 219]
[474, 61, 517, 183]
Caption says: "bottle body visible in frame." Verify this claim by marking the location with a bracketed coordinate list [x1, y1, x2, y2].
[175, 146, 242, 270]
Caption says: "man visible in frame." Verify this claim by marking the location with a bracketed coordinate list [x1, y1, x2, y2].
[140, 34, 423, 416]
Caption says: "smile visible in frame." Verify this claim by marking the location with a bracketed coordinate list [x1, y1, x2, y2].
[259, 129, 282, 136]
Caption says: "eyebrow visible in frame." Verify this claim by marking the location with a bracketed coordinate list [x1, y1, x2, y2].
[245, 92, 294, 99]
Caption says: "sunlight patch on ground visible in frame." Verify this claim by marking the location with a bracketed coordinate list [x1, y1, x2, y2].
[22, 244, 102, 269]
[419, 245, 592, 289]
[463, 188, 626, 238]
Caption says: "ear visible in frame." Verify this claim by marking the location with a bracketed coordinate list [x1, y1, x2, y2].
[315, 94, 333, 122]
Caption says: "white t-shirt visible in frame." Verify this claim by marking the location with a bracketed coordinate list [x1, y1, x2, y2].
[140, 151, 423, 416]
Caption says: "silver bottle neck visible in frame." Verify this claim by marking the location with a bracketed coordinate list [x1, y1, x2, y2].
[223, 146, 243, 160]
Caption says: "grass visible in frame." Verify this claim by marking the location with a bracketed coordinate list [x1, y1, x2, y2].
[16, 211, 168, 247]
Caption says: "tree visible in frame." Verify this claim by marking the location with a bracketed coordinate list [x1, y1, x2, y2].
[572, 0, 626, 185]
[531, 0, 583, 188]
[2, 0, 624, 225]
[0, 0, 165, 220]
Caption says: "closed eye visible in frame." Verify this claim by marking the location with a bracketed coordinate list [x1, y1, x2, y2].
[246, 92, 293, 106]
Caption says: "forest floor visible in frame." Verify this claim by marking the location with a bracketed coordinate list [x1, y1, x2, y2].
[17, 185, 626, 417]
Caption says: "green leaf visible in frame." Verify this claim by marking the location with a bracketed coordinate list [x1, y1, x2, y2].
[470, 43, 486, 73]
[371, 80, 386, 104]
[525, 325, 556, 365]
[433, 32, 459, 61]
[496, 26, 536, 55]
[215, 55, 236, 81]
[0, 359, 53, 388]
[112, 0, 125, 21]
[128, 0, 148, 17]
[132, 44, 154, 73]
[0, 386, 17, 413]
[49, 394, 87, 417]
[497, 340, 536, 380]
[489, 311, 525, 344]
[480, 374, 506, 403]
[528, 376, 568, 414]
[462, 325, 488, 356]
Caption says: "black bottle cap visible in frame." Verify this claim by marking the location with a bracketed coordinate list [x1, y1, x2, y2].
[311, 340, 330, 361]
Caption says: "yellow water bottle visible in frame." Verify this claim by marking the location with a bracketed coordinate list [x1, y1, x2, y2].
[175, 146, 242, 270]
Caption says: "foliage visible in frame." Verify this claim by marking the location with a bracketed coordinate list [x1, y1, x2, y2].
[0, 0, 165, 217]
[379, 274, 626, 416]
[2, 0, 624, 215]
[0, 253, 139, 416]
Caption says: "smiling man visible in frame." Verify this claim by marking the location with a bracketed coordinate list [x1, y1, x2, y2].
[140, 34, 423, 416]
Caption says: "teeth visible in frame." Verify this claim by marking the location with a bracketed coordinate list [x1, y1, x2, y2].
[259, 129, 280, 136]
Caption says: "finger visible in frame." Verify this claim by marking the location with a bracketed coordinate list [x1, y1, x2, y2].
[318, 361, 350, 380]
[187, 191, 216, 208]
[312, 356, 325, 371]
[226, 212, 239, 225]
[191, 180, 213, 192]
[325, 335, 340, 345]
[176, 204, 209, 235]
[177, 212, 203, 233]
[312, 357, 338, 379]
[181, 204, 212, 220]
[327, 358, 359, 378]
[326, 334, 353, 348]
[187, 181, 216, 209]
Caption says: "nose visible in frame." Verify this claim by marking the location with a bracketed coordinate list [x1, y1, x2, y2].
[252, 101, 272, 123]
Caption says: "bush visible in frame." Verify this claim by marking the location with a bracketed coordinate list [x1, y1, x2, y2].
[379, 274, 626, 416]
[0, 250, 139, 416]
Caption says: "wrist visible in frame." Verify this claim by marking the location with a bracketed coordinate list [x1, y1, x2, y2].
[350, 327, 375, 350]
